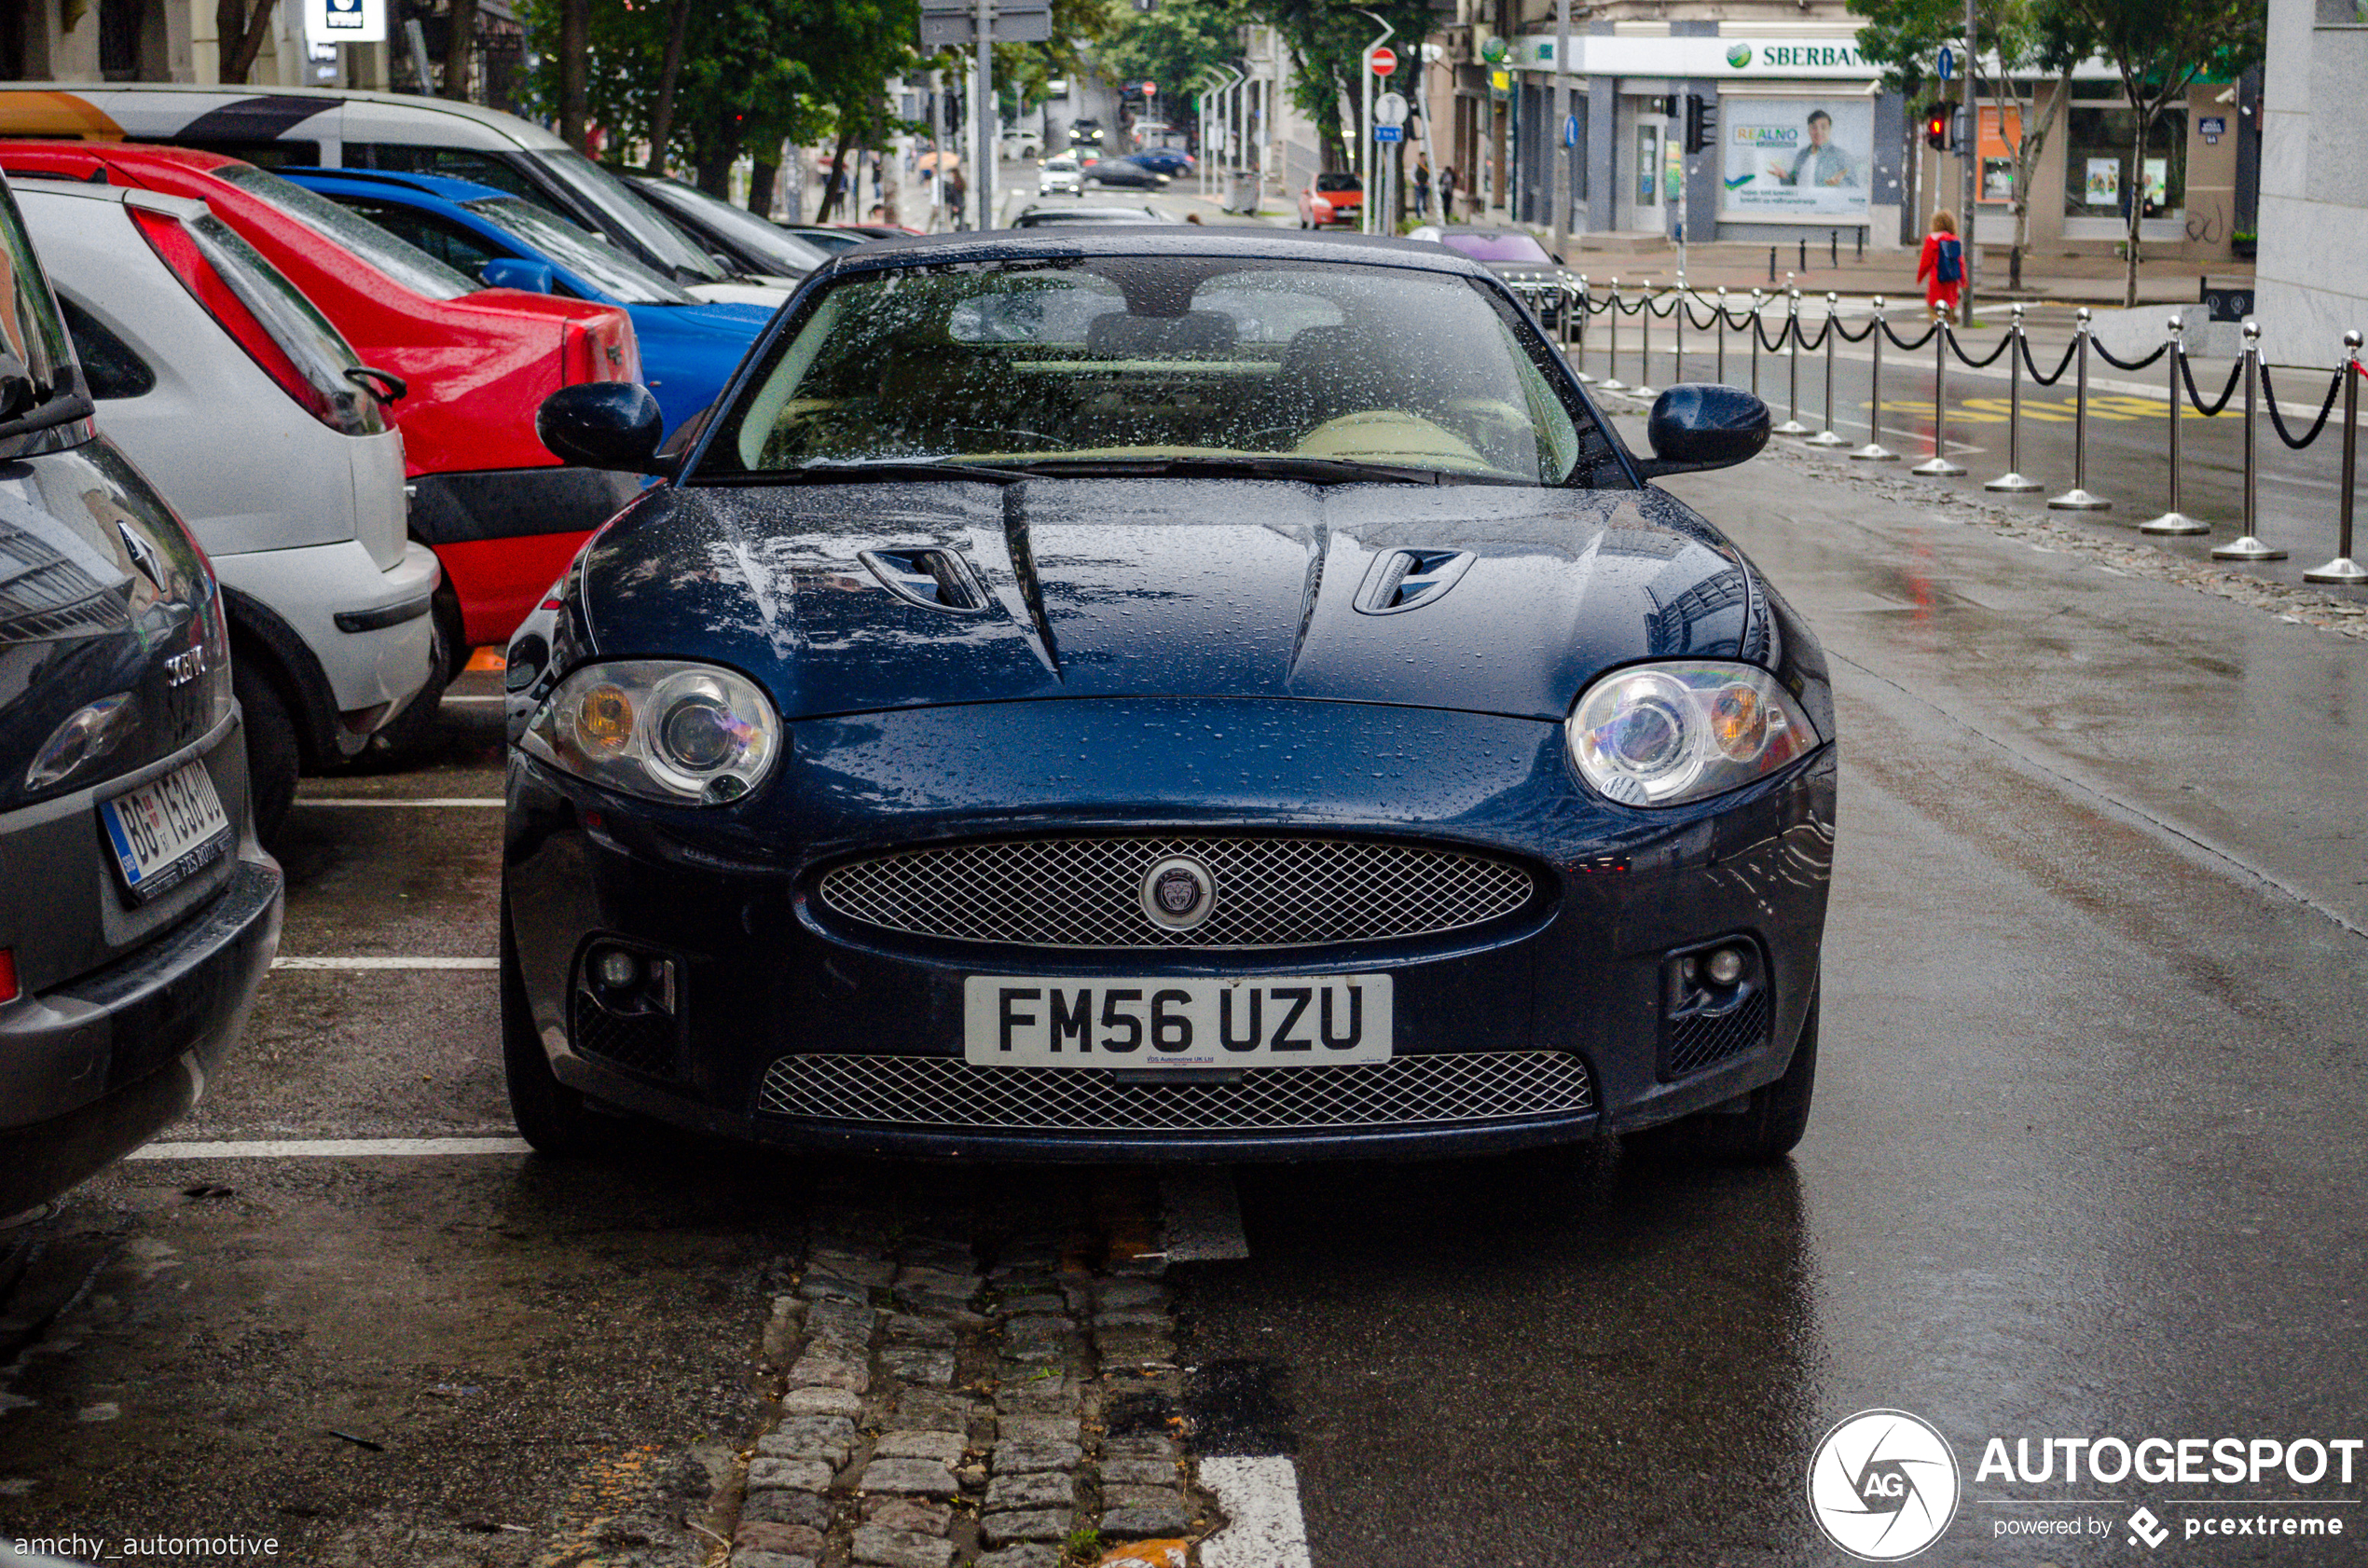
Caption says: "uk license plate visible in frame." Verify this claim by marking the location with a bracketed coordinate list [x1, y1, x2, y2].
[963, 975, 1392, 1068]
[99, 760, 231, 901]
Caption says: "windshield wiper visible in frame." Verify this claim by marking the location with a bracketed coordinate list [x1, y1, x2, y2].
[994, 456, 1519, 487]
[768, 459, 1034, 485]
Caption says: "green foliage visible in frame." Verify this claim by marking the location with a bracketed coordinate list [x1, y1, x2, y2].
[1258, 0, 1433, 167]
[1102, 0, 1249, 105]
[1849, 0, 2095, 102]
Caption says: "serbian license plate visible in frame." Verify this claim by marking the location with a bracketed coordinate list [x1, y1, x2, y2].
[99, 760, 231, 901]
[964, 975, 1392, 1068]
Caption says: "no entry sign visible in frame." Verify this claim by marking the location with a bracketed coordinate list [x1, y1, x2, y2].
[1370, 46, 1397, 77]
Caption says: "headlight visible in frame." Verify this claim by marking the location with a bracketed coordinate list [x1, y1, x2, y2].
[1566, 661, 1817, 807]
[522, 660, 781, 805]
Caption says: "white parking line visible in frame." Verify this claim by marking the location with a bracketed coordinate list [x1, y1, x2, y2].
[1160, 1167, 1249, 1261]
[1199, 1456, 1314, 1568]
[129, 1137, 531, 1160]
[294, 797, 503, 807]
[272, 956, 497, 970]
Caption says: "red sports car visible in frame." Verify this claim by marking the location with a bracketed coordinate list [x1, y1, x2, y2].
[0, 141, 645, 710]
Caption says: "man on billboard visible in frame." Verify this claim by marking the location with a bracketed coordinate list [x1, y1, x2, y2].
[1770, 109, 1859, 188]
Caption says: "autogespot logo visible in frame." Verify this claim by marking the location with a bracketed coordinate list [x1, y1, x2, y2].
[1809, 1410, 1962, 1561]
[1727, 42, 1753, 67]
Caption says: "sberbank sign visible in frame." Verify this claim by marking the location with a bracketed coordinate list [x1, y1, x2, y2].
[1727, 43, 1866, 69]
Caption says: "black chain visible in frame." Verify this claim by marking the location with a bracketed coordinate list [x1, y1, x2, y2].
[2091, 339, 2169, 372]
[2021, 334, 2080, 387]
[1755, 312, 1793, 352]
[1794, 314, 1832, 353]
[1881, 318, 1939, 352]
[2180, 352, 2244, 417]
[1684, 298, 1724, 332]
[2258, 362, 2348, 449]
[1948, 331, 2015, 369]
[1831, 315, 1879, 344]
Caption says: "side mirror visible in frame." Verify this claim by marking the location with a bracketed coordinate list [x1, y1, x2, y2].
[481, 257, 558, 294]
[1633, 383, 1771, 480]
[537, 382, 667, 474]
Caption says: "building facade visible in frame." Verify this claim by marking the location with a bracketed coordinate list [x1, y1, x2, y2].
[2254, 0, 2365, 359]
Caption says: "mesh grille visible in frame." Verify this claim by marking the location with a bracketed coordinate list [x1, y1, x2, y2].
[817, 836, 1536, 949]
[755, 1052, 1593, 1133]
[571, 994, 679, 1079]
[1662, 989, 1771, 1080]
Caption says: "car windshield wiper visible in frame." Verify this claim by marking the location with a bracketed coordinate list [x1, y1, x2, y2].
[994, 455, 1521, 487]
[765, 459, 1035, 485]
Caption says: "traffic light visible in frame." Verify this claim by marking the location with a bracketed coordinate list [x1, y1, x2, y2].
[1649, 93, 1679, 118]
[1683, 93, 1716, 155]
[1925, 100, 1957, 150]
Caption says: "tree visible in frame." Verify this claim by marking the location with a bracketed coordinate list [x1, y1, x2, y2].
[1102, 0, 1248, 119]
[212, 0, 281, 85]
[2053, 0, 2263, 305]
[1258, 0, 1432, 172]
[1852, 0, 2096, 294]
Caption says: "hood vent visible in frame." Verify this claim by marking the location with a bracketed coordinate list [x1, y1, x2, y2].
[860, 547, 991, 615]
[1355, 548, 1474, 615]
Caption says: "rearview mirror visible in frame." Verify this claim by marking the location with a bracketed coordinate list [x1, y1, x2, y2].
[537, 382, 667, 474]
[481, 257, 558, 295]
[1632, 383, 1770, 480]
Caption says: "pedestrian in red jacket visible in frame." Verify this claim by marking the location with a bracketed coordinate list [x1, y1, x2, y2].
[1917, 209, 1964, 320]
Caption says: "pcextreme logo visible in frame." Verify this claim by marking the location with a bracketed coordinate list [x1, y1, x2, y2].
[1808, 1410, 1962, 1561]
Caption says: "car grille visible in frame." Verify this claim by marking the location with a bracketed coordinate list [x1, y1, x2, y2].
[816, 835, 1537, 949]
[754, 1052, 1594, 1133]
[571, 994, 679, 1079]
[1661, 988, 1771, 1080]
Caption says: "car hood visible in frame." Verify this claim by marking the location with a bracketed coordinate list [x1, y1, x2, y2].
[575, 477, 1769, 722]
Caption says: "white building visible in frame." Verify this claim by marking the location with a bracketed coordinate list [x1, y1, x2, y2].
[2254, 0, 2368, 360]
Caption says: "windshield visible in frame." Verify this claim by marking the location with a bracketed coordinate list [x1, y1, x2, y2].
[702, 258, 1619, 486]
[528, 147, 724, 282]
[466, 197, 697, 305]
[213, 163, 474, 301]
[635, 179, 827, 275]
[1315, 174, 1361, 193]
[1440, 231, 1554, 264]
[0, 178, 77, 407]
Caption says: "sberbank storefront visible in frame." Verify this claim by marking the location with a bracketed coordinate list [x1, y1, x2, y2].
[1502, 22, 1910, 245]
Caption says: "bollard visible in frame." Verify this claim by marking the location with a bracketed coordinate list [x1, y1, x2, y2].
[1985, 302, 2043, 492]
[1634, 282, 1658, 398]
[1797, 237, 1808, 275]
[2141, 315, 2207, 533]
[2212, 321, 2284, 559]
[1806, 292, 1846, 447]
[1714, 286, 1729, 386]
[1769, 247, 1777, 284]
[1912, 313, 1967, 475]
[1748, 288, 1766, 399]
[1829, 228, 1839, 268]
[1574, 276, 1597, 384]
[1851, 296, 1898, 461]
[2047, 308, 2110, 510]
[1672, 272, 1687, 389]
[1773, 282, 1810, 435]
[2305, 331, 2368, 583]
[1600, 276, 1628, 392]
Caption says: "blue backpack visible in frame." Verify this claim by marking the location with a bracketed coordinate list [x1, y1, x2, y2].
[1934, 235, 1963, 284]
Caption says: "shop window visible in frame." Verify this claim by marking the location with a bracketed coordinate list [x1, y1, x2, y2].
[2062, 105, 2185, 220]
[98, 0, 141, 77]
[0, 0, 23, 80]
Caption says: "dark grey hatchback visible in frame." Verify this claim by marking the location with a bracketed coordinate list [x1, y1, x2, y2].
[0, 171, 282, 1219]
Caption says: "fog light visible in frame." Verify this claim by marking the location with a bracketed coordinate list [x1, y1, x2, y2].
[1704, 947, 1746, 987]
[593, 948, 640, 990]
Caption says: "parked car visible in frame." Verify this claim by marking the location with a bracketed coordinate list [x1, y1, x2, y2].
[1129, 147, 1196, 178]
[1411, 227, 1571, 326]
[282, 168, 773, 437]
[1039, 154, 1084, 198]
[1082, 158, 1170, 192]
[0, 170, 281, 1217]
[1299, 172, 1363, 227]
[0, 140, 645, 719]
[0, 84, 779, 303]
[618, 172, 830, 286]
[15, 178, 437, 838]
[999, 130, 1045, 160]
[777, 224, 869, 254]
[497, 227, 1829, 1166]
[1011, 204, 1172, 227]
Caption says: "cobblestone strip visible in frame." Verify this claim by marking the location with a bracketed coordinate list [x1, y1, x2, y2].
[716, 1202, 1217, 1568]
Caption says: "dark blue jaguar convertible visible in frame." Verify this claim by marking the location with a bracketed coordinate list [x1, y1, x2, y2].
[499, 227, 1835, 1163]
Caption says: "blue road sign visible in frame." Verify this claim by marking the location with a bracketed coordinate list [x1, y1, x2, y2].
[1374, 125, 1403, 142]
[1936, 45, 1956, 81]
[1563, 114, 1579, 148]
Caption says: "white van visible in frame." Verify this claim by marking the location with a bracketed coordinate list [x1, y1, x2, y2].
[0, 85, 783, 307]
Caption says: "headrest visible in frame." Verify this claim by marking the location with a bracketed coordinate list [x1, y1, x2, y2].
[1084, 309, 1237, 356]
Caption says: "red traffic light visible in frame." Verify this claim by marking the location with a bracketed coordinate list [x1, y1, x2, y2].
[1924, 102, 1957, 150]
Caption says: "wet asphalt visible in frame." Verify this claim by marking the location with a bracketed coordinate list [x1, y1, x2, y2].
[4, 425, 2365, 1566]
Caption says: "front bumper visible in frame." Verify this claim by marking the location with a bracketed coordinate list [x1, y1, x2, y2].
[505, 697, 1834, 1160]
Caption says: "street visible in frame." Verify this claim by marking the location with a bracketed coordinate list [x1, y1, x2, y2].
[6, 411, 2364, 1565]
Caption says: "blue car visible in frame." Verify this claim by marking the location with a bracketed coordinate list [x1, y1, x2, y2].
[279, 168, 772, 436]
[496, 228, 1833, 1166]
[1127, 147, 1195, 177]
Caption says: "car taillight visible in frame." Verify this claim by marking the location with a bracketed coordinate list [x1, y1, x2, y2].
[0, 948, 17, 1004]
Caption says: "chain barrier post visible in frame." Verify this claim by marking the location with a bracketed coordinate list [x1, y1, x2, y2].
[1574, 276, 1597, 384]
[1773, 282, 1810, 435]
[1634, 280, 1659, 398]
[1672, 271, 1687, 388]
[2047, 307, 2110, 510]
[1714, 287, 1728, 386]
[2305, 330, 2368, 583]
[1985, 302, 2042, 492]
[2141, 314, 2208, 534]
[1912, 312, 1967, 475]
[1748, 287, 1765, 400]
[2213, 321, 2285, 559]
[1851, 295, 1898, 461]
[1600, 276, 1628, 392]
[1806, 291, 1846, 447]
